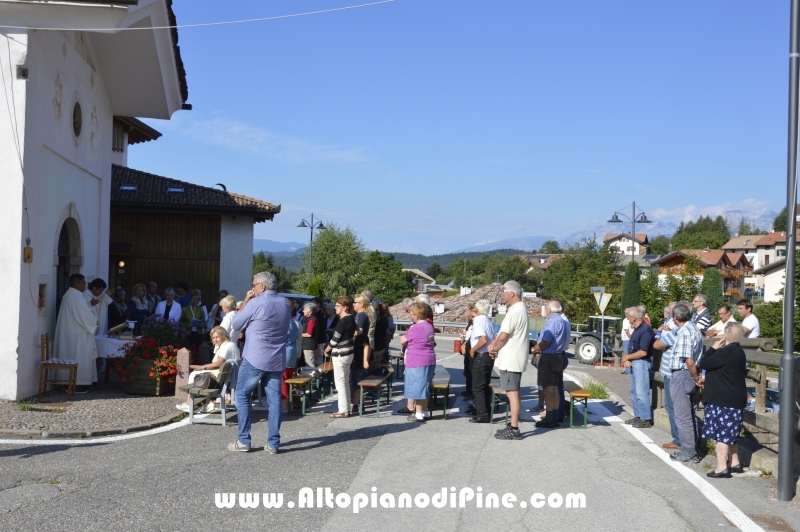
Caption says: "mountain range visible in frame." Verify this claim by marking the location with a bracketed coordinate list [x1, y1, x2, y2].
[253, 239, 307, 254]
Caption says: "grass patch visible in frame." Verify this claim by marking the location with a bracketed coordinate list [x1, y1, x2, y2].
[16, 398, 36, 411]
[47, 479, 60, 485]
[701, 463, 712, 470]
[704, 439, 717, 456]
[583, 378, 609, 399]
[51, 407, 64, 414]
[759, 467, 773, 478]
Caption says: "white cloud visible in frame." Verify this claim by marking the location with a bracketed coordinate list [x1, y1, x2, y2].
[649, 199, 773, 224]
[171, 115, 369, 164]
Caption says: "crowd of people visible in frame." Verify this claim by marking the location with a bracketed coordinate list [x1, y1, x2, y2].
[621, 294, 755, 479]
[52, 272, 754, 471]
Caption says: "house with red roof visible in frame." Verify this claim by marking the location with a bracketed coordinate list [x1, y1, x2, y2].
[651, 249, 752, 301]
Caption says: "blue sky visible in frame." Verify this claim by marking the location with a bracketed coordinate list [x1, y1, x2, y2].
[132, 0, 791, 254]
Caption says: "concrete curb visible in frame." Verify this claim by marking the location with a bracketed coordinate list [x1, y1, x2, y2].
[0, 409, 186, 440]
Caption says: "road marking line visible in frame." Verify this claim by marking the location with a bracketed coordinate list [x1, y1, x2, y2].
[622, 424, 764, 532]
[0, 418, 191, 446]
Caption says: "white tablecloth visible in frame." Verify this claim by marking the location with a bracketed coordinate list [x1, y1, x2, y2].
[95, 335, 135, 358]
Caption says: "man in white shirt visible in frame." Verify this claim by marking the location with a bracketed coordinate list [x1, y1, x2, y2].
[706, 304, 738, 338]
[488, 281, 529, 440]
[469, 299, 496, 423]
[736, 299, 760, 338]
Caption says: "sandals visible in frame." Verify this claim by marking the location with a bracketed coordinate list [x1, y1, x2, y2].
[329, 412, 350, 418]
[397, 406, 413, 414]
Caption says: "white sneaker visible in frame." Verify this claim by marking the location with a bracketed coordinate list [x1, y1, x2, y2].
[176, 404, 190, 412]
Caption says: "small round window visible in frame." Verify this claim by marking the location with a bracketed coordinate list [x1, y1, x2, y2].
[72, 101, 82, 138]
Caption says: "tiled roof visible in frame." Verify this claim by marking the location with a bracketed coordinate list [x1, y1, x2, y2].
[754, 232, 787, 247]
[111, 165, 280, 222]
[652, 249, 726, 267]
[604, 233, 649, 244]
[722, 235, 762, 250]
[166, 0, 189, 103]
[519, 254, 565, 270]
[389, 284, 546, 331]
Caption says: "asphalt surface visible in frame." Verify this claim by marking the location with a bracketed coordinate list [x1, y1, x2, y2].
[1, 337, 798, 532]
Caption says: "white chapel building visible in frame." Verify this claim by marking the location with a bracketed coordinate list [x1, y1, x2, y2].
[0, 0, 188, 400]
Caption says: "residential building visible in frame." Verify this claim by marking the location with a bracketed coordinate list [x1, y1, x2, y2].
[519, 254, 565, 273]
[604, 233, 650, 255]
[0, 0, 188, 399]
[752, 259, 786, 303]
[651, 249, 752, 301]
[110, 165, 280, 302]
[402, 269, 436, 292]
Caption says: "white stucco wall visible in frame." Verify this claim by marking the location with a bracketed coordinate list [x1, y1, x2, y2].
[220, 216, 254, 300]
[762, 270, 785, 303]
[0, 29, 113, 399]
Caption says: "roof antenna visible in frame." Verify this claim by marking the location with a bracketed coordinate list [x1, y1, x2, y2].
[215, 183, 227, 192]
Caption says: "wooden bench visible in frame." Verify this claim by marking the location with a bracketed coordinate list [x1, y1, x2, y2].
[357, 370, 393, 417]
[564, 381, 590, 429]
[489, 386, 510, 425]
[389, 353, 405, 380]
[178, 360, 235, 426]
[315, 360, 334, 400]
[285, 375, 313, 416]
[429, 367, 451, 420]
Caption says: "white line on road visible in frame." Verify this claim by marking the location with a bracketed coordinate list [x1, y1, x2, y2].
[0, 418, 191, 446]
[622, 423, 764, 532]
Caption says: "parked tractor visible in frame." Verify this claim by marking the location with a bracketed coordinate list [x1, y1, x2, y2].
[573, 316, 621, 365]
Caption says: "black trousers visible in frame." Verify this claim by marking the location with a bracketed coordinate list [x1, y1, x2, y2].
[471, 354, 495, 419]
[463, 348, 474, 397]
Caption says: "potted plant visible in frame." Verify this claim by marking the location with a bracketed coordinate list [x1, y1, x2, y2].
[111, 320, 188, 396]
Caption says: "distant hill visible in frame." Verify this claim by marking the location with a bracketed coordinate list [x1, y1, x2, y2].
[253, 239, 307, 254]
[384, 249, 527, 272]
[269, 248, 527, 272]
[453, 236, 554, 253]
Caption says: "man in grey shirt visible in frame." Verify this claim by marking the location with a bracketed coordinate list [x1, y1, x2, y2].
[230, 271, 290, 454]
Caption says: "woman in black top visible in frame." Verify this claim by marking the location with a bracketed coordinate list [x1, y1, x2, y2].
[698, 322, 748, 478]
[373, 302, 390, 364]
[108, 288, 129, 330]
[325, 297, 357, 418]
[351, 294, 374, 410]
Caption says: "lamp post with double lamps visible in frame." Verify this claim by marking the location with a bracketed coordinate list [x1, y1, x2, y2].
[607, 202, 652, 262]
[297, 214, 324, 284]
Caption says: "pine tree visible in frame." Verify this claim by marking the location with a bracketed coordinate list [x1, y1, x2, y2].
[621, 260, 642, 311]
[700, 267, 724, 309]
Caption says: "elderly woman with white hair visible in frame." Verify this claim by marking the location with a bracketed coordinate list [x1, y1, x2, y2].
[698, 322, 748, 478]
[301, 301, 320, 367]
[469, 299, 496, 423]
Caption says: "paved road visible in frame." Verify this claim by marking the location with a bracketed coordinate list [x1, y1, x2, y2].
[1, 337, 798, 531]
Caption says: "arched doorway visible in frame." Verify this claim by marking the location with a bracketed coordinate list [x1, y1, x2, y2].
[55, 218, 81, 316]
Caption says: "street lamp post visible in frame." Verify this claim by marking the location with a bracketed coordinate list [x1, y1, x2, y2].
[608, 202, 652, 263]
[297, 214, 324, 285]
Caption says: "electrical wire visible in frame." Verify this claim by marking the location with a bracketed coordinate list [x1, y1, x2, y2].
[0, 0, 396, 32]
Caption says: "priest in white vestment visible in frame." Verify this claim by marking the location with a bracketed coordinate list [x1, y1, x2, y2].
[83, 278, 114, 336]
[54, 274, 99, 390]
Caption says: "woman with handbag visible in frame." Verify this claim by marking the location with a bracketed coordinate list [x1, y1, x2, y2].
[177, 326, 240, 412]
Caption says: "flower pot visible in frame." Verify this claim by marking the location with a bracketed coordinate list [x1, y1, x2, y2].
[124, 362, 176, 396]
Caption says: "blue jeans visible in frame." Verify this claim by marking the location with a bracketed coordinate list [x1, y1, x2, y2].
[621, 341, 631, 374]
[629, 359, 652, 420]
[663, 375, 680, 445]
[235, 358, 283, 450]
[557, 353, 569, 421]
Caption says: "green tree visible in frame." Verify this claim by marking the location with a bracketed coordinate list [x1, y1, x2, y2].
[774, 206, 787, 232]
[305, 222, 365, 297]
[650, 235, 671, 256]
[736, 217, 767, 236]
[484, 255, 541, 293]
[359, 251, 414, 306]
[426, 262, 443, 280]
[700, 267, 724, 310]
[539, 240, 562, 254]
[542, 240, 622, 323]
[640, 268, 664, 321]
[620, 261, 642, 310]
[307, 275, 325, 297]
[253, 253, 295, 292]
[671, 215, 731, 250]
